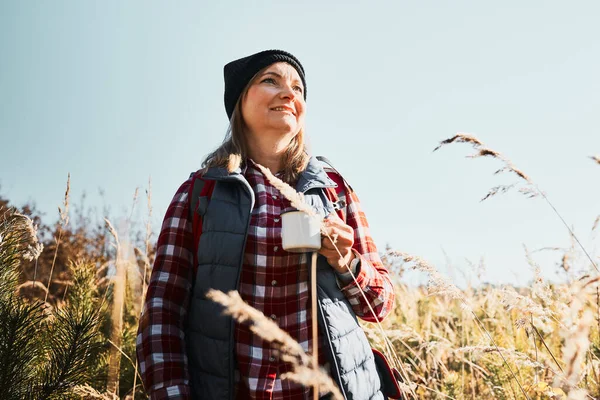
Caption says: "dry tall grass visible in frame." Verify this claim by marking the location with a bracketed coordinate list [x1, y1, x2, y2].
[2, 139, 599, 399]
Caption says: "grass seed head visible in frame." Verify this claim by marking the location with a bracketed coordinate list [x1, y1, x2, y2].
[58, 173, 71, 226]
[592, 215, 600, 232]
[207, 289, 310, 364]
[433, 133, 484, 152]
[255, 164, 316, 216]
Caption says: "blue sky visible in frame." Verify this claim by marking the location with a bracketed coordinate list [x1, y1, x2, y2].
[1, 1, 599, 286]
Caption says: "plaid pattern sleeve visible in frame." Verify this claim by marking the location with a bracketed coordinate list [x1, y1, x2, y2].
[338, 186, 395, 323]
[136, 178, 194, 399]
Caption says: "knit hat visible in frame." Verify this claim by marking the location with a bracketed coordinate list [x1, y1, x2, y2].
[223, 49, 306, 120]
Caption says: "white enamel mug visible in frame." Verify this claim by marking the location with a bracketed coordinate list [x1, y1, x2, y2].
[281, 211, 322, 252]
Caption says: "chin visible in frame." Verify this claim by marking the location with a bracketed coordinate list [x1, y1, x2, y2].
[271, 122, 298, 135]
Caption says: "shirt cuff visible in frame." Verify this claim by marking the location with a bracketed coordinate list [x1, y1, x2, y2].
[150, 384, 191, 400]
[338, 249, 380, 294]
[335, 249, 361, 288]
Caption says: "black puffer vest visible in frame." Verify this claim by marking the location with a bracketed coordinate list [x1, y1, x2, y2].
[185, 157, 385, 400]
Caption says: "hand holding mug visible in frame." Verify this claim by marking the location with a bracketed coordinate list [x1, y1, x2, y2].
[319, 213, 355, 274]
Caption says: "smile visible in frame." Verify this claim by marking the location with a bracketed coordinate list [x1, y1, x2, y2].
[271, 107, 295, 115]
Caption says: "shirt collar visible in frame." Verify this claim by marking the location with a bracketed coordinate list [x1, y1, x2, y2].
[203, 156, 337, 192]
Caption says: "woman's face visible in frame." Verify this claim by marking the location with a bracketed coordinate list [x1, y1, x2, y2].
[241, 62, 306, 140]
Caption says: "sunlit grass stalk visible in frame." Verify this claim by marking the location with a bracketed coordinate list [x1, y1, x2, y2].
[72, 384, 119, 400]
[104, 218, 125, 396]
[310, 251, 319, 400]
[532, 314, 539, 384]
[106, 338, 143, 384]
[133, 177, 152, 398]
[530, 322, 564, 374]
[207, 289, 343, 400]
[44, 173, 70, 304]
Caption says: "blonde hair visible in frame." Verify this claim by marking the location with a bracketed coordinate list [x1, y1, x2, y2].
[202, 67, 309, 184]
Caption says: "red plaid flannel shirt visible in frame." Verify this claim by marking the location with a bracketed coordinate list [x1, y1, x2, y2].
[136, 161, 395, 399]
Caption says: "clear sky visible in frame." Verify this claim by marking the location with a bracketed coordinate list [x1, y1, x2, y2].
[1, 1, 599, 287]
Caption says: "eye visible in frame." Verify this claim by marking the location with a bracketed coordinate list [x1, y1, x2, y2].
[293, 85, 304, 94]
[261, 78, 276, 84]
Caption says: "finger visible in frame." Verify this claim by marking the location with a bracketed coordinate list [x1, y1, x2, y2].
[324, 212, 341, 222]
[321, 237, 337, 250]
[324, 219, 354, 239]
[322, 235, 353, 256]
[322, 228, 351, 245]
[319, 242, 351, 260]
[318, 247, 342, 263]
[323, 231, 352, 248]
[321, 226, 338, 242]
[324, 213, 344, 227]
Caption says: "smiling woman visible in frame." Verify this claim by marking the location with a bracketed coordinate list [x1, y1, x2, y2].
[241, 63, 307, 175]
[204, 54, 309, 185]
[136, 49, 396, 400]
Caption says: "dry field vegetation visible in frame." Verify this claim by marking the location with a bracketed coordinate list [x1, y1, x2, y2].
[1, 134, 599, 399]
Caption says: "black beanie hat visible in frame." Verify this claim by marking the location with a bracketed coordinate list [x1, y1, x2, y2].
[223, 49, 306, 120]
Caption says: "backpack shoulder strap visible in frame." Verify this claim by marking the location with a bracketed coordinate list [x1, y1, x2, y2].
[188, 169, 215, 271]
[316, 156, 352, 222]
[316, 155, 354, 193]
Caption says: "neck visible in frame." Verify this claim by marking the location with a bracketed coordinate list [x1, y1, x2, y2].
[247, 147, 285, 173]
[246, 136, 291, 173]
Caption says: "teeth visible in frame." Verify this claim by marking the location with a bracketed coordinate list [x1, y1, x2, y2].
[273, 107, 292, 112]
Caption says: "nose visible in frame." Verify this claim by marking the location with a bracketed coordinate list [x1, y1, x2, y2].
[279, 82, 297, 101]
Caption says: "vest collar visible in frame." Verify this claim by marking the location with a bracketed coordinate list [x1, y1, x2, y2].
[202, 156, 338, 193]
[296, 156, 338, 193]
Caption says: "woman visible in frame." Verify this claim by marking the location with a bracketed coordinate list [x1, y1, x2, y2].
[137, 49, 396, 400]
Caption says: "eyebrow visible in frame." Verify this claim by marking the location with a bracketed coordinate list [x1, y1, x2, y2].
[261, 71, 303, 86]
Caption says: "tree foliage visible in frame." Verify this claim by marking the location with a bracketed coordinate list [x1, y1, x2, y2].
[0, 196, 149, 399]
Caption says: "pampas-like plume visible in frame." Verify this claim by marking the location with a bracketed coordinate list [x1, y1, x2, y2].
[387, 251, 467, 306]
[524, 245, 553, 304]
[279, 354, 344, 400]
[72, 384, 119, 399]
[499, 286, 554, 331]
[567, 389, 589, 400]
[5, 212, 44, 262]
[554, 283, 594, 392]
[455, 346, 546, 370]
[206, 289, 308, 363]
[255, 164, 316, 216]
[206, 289, 343, 400]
